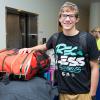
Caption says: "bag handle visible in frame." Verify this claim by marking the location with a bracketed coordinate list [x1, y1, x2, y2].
[19, 50, 35, 74]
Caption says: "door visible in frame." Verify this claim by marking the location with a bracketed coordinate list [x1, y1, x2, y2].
[27, 15, 38, 47]
[6, 14, 22, 49]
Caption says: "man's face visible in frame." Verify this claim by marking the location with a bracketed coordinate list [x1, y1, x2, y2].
[59, 7, 79, 30]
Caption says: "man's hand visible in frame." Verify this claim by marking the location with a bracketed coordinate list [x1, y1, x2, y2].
[19, 44, 47, 54]
[19, 48, 32, 54]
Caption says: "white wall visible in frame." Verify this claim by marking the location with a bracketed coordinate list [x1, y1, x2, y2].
[0, 0, 6, 49]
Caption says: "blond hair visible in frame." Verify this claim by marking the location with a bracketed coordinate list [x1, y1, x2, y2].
[59, 2, 79, 18]
[91, 27, 100, 39]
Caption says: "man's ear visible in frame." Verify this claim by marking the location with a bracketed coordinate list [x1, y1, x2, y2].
[58, 17, 62, 27]
[76, 17, 80, 23]
[59, 17, 62, 23]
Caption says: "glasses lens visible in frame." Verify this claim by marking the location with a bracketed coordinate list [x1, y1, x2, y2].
[61, 14, 76, 19]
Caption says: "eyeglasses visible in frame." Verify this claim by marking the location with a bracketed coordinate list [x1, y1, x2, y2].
[61, 14, 76, 19]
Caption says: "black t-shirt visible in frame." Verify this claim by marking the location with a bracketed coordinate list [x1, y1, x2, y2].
[46, 32, 99, 94]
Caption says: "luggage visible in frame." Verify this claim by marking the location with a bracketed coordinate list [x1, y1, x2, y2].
[0, 49, 50, 80]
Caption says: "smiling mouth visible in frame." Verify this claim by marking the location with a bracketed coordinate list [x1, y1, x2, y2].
[64, 23, 72, 26]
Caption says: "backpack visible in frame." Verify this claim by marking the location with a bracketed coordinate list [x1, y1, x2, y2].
[0, 49, 50, 81]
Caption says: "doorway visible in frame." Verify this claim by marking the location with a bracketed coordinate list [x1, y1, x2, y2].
[6, 7, 38, 49]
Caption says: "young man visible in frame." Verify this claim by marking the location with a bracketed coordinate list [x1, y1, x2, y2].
[19, 2, 99, 100]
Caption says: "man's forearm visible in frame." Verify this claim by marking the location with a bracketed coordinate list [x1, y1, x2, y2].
[31, 43, 47, 51]
[90, 66, 99, 96]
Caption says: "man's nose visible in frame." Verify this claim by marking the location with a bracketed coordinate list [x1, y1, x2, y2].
[64, 16, 70, 21]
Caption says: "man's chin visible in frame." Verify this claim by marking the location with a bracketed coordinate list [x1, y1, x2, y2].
[63, 26, 72, 30]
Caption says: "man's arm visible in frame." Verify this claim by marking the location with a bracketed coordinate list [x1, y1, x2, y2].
[19, 44, 47, 54]
[31, 43, 47, 51]
[90, 60, 99, 96]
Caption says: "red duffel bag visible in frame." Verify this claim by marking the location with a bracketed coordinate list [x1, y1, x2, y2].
[0, 49, 50, 80]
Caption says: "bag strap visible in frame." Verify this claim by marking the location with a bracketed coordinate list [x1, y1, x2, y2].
[79, 32, 87, 52]
[52, 33, 61, 49]
[79, 32, 89, 59]
[19, 50, 35, 73]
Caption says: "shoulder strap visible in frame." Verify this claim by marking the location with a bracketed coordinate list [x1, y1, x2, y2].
[79, 32, 88, 52]
[52, 32, 61, 49]
[51, 32, 61, 70]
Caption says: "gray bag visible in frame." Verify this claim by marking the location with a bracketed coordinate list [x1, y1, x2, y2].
[0, 77, 58, 100]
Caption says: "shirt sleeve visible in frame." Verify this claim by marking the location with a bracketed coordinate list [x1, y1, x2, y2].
[87, 33, 99, 60]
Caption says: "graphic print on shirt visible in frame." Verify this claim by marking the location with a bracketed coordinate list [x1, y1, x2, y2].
[56, 43, 85, 77]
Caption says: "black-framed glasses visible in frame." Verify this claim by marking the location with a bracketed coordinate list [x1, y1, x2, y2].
[61, 14, 76, 19]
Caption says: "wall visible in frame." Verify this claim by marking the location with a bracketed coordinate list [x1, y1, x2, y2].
[77, 7, 89, 32]
[89, 1, 100, 31]
[0, 0, 6, 49]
